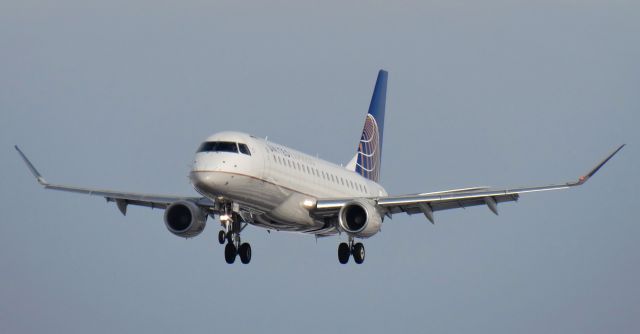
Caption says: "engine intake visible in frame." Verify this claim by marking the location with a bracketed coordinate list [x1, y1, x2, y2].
[338, 199, 382, 238]
[164, 201, 207, 238]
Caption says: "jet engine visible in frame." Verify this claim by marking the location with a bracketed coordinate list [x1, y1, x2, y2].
[338, 199, 382, 238]
[164, 201, 207, 238]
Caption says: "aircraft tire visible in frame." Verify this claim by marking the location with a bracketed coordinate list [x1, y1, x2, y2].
[352, 243, 365, 264]
[218, 230, 226, 244]
[224, 243, 237, 264]
[239, 243, 252, 264]
[338, 242, 350, 264]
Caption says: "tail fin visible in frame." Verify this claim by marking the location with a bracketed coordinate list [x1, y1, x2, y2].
[348, 70, 387, 183]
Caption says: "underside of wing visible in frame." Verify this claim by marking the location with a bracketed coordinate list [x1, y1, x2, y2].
[382, 192, 519, 217]
[15, 146, 214, 215]
[314, 144, 625, 223]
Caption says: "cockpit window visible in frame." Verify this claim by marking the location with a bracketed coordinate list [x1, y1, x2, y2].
[238, 143, 251, 156]
[197, 141, 238, 153]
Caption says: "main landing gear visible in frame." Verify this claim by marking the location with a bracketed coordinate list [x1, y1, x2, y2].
[338, 237, 365, 264]
[218, 211, 251, 264]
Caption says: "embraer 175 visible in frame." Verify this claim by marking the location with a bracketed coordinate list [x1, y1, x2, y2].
[16, 70, 624, 264]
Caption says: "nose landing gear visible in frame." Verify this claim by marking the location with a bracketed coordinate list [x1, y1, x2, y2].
[238, 243, 252, 264]
[219, 209, 252, 264]
[224, 242, 237, 264]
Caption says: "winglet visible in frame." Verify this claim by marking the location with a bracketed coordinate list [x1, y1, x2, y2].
[15, 145, 48, 186]
[570, 144, 625, 186]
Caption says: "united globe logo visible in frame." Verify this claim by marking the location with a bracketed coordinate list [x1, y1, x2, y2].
[356, 114, 381, 182]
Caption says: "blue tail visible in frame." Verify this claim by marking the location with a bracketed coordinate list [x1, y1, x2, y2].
[354, 70, 387, 183]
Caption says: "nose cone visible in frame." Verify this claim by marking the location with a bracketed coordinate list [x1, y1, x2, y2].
[189, 170, 208, 189]
[192, 154, 212, 172]
[190, 170, 232, 198]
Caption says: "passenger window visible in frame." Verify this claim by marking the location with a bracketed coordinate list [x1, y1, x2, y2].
[239, 143, 251, 155]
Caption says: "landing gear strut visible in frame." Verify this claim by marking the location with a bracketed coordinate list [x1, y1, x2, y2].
[219, 207, 251, 264]
[338, 237, 365, 264]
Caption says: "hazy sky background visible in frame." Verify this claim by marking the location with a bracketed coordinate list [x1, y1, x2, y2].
[1, 1, 639, 333]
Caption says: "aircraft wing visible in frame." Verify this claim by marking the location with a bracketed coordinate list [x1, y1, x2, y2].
[315, 145, 625, 223]
[15, 146, 214, 215]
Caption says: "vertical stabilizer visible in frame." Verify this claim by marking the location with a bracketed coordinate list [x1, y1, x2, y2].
[350, 70, 387, 183]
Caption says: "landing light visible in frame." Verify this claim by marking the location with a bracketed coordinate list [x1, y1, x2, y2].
[302, 199, 316, 209]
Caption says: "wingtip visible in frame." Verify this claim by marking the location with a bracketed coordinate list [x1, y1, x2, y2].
[573, 144, 625, 186]
[15, 145, 48, 185]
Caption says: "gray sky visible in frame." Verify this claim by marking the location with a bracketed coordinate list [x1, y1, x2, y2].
[1, 1, 639, 333]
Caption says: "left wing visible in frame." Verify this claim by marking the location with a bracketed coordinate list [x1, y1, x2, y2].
[15, 146, 214, 215]
[315, 144, 625, 223]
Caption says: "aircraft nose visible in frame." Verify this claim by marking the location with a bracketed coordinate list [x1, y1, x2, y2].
[192, 155, 210, 172]
[191, 170, 217, 187]
[190, 170, 231, 195]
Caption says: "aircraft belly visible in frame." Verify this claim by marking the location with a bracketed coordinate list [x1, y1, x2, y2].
[191, 171, 283, 212]
[192, 170, 337, 235]
[253, 214, 337, 235]
[253, 192, 335, 234]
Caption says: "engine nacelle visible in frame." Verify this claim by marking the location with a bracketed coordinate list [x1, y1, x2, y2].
[338, 199, 382, 238]
[164, 201, 207, 238]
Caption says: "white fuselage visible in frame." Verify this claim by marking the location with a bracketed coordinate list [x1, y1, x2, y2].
[189, 131, 387, 235]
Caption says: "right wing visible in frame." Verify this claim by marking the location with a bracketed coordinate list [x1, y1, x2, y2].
[15, 146, 215, 215]
[315, 144, 625, 223]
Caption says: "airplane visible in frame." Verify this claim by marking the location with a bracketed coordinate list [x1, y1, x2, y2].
[16, 70, 624, 265]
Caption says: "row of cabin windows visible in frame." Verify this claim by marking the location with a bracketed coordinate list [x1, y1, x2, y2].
[271, 154, 367, 193]
[197, 141, 251, 156]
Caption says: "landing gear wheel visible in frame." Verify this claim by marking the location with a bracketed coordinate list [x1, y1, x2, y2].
[239, 243, 252, 264]
[224, 242, 237, 264]
[218, 230, 226, 244]
[352, 243, 365, 264]
[338, 242, 350, 264]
